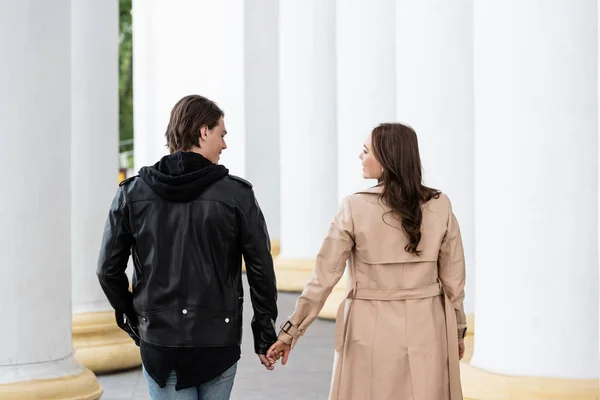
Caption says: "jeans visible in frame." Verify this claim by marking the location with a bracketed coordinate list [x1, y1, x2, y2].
[143, 363, 237, 400]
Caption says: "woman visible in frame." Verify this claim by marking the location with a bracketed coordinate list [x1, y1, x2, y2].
[268, 123, 467, 400]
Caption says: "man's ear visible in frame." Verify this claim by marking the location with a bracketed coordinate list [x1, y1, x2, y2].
[199, 126, 208, 141]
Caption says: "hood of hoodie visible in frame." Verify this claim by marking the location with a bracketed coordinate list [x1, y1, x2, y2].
[139, 151, 229, 202]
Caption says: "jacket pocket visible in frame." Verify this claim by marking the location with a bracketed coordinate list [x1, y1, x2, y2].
[136, 305, 241, 347]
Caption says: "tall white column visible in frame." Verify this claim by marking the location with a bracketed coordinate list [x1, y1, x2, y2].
[336, 0, 396, 199]
[276, 0, 338, 291]
[465, 1, 599, 397]
[244, 0, 281, 244]
[0, 2, 101, 398]
[71, 0, 141, 374]
[320, 0, 396, 319]
[395, 1, 475, 321]
[133, 0, 246, 176]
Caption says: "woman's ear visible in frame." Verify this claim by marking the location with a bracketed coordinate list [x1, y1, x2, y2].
[199, 126, 207, 140]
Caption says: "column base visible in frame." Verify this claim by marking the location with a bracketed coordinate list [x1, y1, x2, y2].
[274, 257, 314, 292]
[0, 368, 102, 400]
[242, 239, 280, 272]
[318, 279, 347, 320]
[271, 239, 281, 257]
[461, 363, 599, 400]
[73, 311, 141, 374]
[463, 313, 475, 363]
[0, 356, 103, 400]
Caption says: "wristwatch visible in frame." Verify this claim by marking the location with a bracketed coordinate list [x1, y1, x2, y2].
[459, 327, 467, 339]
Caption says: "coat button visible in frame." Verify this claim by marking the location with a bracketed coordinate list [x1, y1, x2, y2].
[182, 309, 188, 315]
[225, 318, 230, 323]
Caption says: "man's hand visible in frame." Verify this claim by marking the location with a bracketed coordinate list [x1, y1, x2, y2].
[258, 354, 275, 370]
[458, 342, 465, 360]
[267, 339, 292, 365]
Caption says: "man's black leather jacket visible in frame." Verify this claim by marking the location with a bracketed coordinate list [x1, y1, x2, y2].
[97, 152, 278, 354]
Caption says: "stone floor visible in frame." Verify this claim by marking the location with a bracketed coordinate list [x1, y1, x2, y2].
[97, 276, 336, 400]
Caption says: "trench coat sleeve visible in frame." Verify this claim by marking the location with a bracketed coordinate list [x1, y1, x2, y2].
[278, 196, 355, 347]
[438, 196, 467, 341]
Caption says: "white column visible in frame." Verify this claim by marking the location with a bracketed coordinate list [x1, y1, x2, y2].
[276, 0, 337, 291]
[395, 1, 475, 317]
[320, 0, 396, 319]
[71, 0, 118, 318]
[71, 0, 141, 374]
[244, 0, 281, 243]
[468, 1, 599, 395]
[336, 0, 396, 199]
[133, 0, 246, 176]
[0, 1, 101, 397]
[131, 0, 158, 171]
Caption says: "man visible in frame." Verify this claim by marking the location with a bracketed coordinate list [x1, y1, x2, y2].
[97, 94, 278, 399]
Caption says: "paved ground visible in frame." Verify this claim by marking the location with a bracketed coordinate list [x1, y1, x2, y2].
[97, 275, 336, 399]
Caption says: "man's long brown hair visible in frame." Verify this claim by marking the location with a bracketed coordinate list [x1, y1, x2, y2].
[371, 123, 440, 255]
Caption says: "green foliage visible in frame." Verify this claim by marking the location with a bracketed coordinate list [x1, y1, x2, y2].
[119, 0, 133, 168]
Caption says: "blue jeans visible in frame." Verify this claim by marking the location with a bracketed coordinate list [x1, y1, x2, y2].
[143, 363, 237, 400]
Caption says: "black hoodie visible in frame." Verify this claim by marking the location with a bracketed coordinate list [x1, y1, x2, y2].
[139, 151, 229, 202]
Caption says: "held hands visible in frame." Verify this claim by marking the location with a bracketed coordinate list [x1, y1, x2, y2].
[257, 354, 275, 371]
[267, 340, 292, 365]
[256, 339, 292, 370]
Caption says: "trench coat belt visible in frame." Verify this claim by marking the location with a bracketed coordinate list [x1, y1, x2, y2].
[334, 281, 462, 400]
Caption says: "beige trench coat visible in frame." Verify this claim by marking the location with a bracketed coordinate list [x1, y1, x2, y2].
[278, 186, 466, 400]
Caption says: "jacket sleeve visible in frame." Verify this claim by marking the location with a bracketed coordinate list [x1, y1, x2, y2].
[438, 196, 467, 341]
[239, 189, 278, 354]
[277, 196, 355, 348]
[96, 187, 138, 343]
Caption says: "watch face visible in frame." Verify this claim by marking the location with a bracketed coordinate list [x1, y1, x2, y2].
[462, 328, 468, 338]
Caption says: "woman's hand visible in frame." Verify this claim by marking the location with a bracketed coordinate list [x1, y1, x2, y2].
[267, 339, 292, 365]
[458, 342, 465, 360]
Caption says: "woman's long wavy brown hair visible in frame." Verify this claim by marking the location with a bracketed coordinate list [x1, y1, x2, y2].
[371, 123, 440, 256]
